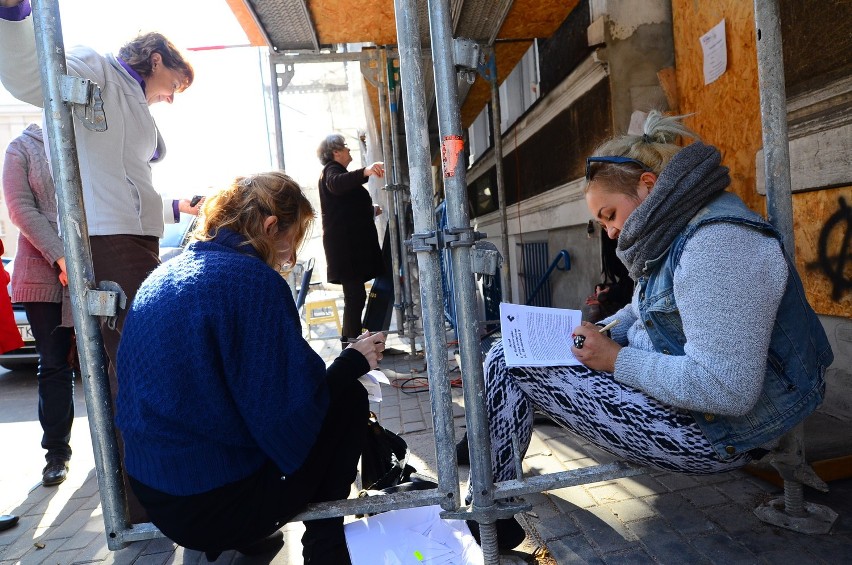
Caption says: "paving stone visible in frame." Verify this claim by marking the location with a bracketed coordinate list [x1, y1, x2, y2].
[734, 528, 804, 556]
[627, 517, 712, 565]
[400, 408, 423, 424]
[546, 438, 595, 465]
[798, 534, 852, 564]
[573, 506, 639, 554]
[615, 475, 668, 498]
[532, 513, 580, 541]
[546, 533, 606, 565]
[716, 477, 777, 506]
[604, 498, 658, 523]
[140, 537, 178, 555]
[680, 485, 730, 508]
[587, 483, 635, 505]
[601, 547, 657, 565]
[653, 472, 701, 492]
[645, 492, 719, 536]
[707, 502, 769, 535]
[401, 421, 427, 433]
[523, 453, 568, 477]
[689, 532, 759, 564]
[526, 431, 552, 458]
[548, 486, 597, 511]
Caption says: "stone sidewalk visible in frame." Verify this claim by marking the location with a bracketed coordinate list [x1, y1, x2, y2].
[2, 321, 851, 564]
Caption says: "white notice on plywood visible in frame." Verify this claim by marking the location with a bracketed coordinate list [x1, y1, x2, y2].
[701, 19, 727, 85]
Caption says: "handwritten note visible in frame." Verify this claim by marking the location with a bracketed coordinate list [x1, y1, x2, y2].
[499, 303, 582, 368]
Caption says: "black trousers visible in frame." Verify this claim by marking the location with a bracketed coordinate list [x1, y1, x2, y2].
[130, 379, 368, 563]
[24, 302, 74, 462]
[90, 234, 161, 524]
[340, 279, 367, 340]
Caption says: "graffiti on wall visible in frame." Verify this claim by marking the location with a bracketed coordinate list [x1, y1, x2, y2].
[807, 197, 851, 302]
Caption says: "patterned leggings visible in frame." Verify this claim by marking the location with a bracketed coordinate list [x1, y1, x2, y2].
[480, 342, 751, 484]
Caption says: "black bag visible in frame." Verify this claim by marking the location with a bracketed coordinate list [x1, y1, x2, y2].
[360, 411, 416, 491]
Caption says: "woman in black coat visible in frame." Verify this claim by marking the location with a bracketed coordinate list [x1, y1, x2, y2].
[317, 134, 385, 347]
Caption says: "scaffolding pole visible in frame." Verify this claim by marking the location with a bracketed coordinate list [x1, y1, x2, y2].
[386, 58, 421, 356]
[486, 49, 513, 304]
[392, 0, 461, 515]
[752, 0, 837, 534]
[30, 0, 141, 549]
[376, 47, 407, 339]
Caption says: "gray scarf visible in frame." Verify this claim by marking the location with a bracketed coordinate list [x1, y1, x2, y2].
[616, 142, 730, 280]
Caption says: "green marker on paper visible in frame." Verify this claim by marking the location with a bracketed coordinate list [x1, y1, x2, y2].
[413, 550, 424, 561]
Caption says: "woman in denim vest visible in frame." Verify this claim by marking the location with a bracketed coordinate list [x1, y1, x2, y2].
[473, 112, 833, 530]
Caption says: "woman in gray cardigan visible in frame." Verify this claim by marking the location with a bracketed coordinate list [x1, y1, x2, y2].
[2, 123, 74, 487]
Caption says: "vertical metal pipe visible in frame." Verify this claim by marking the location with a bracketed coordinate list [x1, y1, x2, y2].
[393, 0, 460, 511]
[427, 0, 499, 559]
[387, 67, 419, 355]
[377, 47, 406, 337]
[31, 0, 128, 548]
[754, 0, 804, 516]
[754, 0, 794, 256]
[487, 50, 512, 303]
[268, 56, 286, 170]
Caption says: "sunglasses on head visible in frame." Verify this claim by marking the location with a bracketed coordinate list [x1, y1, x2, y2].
[585, 156, 653, 181]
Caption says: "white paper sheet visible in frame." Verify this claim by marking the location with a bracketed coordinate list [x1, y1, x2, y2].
[359, 369, 390, 402]
[345, 505, 484, 565]
[499, 302, 582, 368]
[700, 19, 727, 85]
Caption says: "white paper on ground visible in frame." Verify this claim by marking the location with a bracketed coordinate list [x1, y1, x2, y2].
[345, 504, 484, 565]
[359, 369, 390, 402]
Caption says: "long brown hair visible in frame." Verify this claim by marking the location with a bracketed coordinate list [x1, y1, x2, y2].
[193, 171, 315, 270]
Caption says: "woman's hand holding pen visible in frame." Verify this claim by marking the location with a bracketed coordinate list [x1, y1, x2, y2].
[347, 330, 386, 370]
[571, 320, 621, 373]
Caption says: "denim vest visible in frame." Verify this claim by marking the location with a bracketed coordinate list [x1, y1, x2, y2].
[637, 192, 833, 460]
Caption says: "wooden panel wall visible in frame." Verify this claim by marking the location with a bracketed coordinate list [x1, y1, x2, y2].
[672, 0, 850, 317]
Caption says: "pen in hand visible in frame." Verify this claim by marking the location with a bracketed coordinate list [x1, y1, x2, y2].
[345, 332, 386, 343]
[598, 319, 619, 333]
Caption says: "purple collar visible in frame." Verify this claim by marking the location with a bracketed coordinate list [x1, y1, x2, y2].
[117, 57, 146, 94]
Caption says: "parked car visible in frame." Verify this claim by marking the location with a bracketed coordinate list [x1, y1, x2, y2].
[0, 217, 196, 371]
[0, 257, 39, 371]
[159, 213, 197, 262]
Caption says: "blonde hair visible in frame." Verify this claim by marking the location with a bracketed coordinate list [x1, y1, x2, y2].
[585, 111, 699, 197]
[193, 171, 315, 270]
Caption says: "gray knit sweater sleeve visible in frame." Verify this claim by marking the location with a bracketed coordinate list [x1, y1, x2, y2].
[613, 222, 787, 416]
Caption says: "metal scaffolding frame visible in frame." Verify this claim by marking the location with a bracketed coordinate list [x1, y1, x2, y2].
[30, 0, 834, 560]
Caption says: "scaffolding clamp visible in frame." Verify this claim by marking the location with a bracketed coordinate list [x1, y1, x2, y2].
[453, 37, 483, 84]
[443, 226, 483, 249]
[407, 230, 441, 252]
[86, 281, 127, 330]
[60, 75, 107, 132]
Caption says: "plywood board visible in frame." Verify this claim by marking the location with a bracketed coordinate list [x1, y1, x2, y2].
[310, 0, 399, 45]
[498, 0, 578, 40]
[672, 1, 850, 317]
[672, 1, 761, 211]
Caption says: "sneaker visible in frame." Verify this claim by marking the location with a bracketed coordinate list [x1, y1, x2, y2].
[42, 459, 69, 487]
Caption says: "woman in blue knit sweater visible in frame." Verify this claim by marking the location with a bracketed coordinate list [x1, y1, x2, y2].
[116, 171, 385, 564]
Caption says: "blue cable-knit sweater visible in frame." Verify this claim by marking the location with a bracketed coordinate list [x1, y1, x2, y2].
[116, 229, 368, 496]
